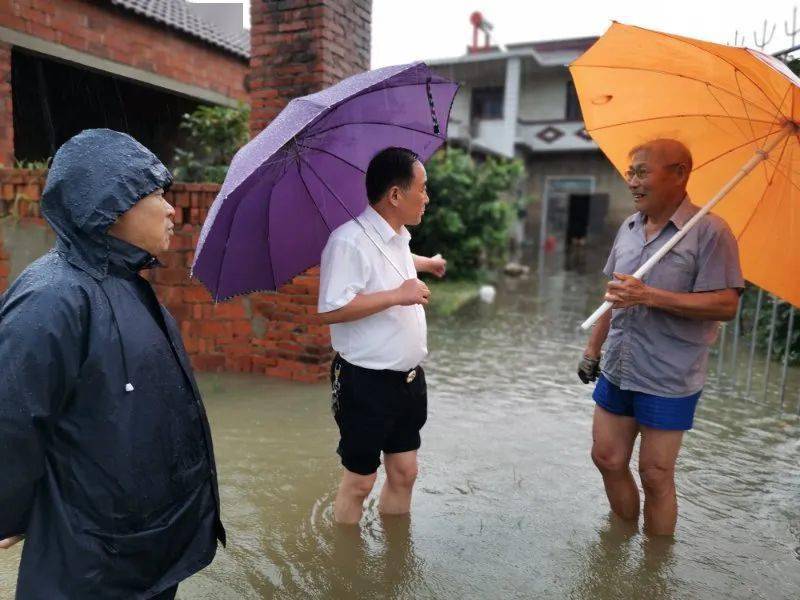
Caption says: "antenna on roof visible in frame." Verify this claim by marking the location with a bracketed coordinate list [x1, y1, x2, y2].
[753, 19, 776, 51]
[785, 6, 800, 48]
[469, 11, 494, 53]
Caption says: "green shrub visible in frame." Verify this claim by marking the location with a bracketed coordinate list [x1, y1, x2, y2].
[412, 148, 524, 279]
[171, 104, 249, 183]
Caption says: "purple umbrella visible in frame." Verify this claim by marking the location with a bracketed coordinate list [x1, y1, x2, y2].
[192, 62, 459, 300]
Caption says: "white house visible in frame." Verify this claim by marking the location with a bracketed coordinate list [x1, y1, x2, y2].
[428, 36, 633, 253]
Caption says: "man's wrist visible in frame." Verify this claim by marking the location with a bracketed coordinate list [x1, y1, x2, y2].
[419, 256, 431, 273]
[386, 288, 401, 307]
[643, 285, 657, 308]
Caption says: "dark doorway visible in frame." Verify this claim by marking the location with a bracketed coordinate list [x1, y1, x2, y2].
[566, 193, 591, 247]
[11, 48, 204, 166]
[565, 192, 609, 247]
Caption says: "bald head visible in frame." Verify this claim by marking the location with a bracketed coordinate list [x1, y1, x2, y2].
[629, 139, 693, 174]
[625, 139, 693, 216]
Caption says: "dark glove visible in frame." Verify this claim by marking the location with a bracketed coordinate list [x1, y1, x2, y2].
[577, 354, 601, 384]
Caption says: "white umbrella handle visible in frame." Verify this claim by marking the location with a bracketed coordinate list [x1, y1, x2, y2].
[580, 121, 796, 331]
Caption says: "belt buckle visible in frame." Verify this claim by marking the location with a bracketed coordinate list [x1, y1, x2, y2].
[405, 369, 417, 384]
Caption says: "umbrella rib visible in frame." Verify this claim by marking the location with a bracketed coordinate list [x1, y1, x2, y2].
[733, 70, 760, 150]
[587, 113, 777, 133]
[691, 129, 782, 173]
[295, 141, 367, 174]
[624, 24, 783, 115]
[299, 155, 407, 280]
[571, 64, 779, 119]
[268, 157, 294, 290]
[221, 155, 291, 296]
[733, 71, 772, 187]
[296, 160, 333, 233]
[763, 136, 800, 183]
[304, 121, 445, 142]
[735, 133, 794, 244]
[306, 79, 456, 133]
[705, 84, 757, 141]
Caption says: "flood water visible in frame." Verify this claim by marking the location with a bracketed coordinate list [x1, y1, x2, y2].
[2, 255, 799, 599]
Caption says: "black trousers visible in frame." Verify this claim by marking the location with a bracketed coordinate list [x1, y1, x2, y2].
[150, 585, 178, 600]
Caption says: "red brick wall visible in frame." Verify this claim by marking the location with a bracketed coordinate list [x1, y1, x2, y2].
[241, 0, 372, 376]
[0, 229, 8, 290]
[0, 170, 332, 382]
[249, 0, 372, 134]
[0, 43, 13, 167]
[0, 0, 248, 104]
[152, 184, 332, 382]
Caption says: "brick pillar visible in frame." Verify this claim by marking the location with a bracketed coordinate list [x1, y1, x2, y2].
[0, 230, 8, 293]
[0, 43, 14, 168]
[249, 0, 372, 135]
[246, 0, 371, 381]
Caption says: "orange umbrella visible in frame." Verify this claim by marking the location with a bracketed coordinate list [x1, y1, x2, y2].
[571, 22, 800, 329]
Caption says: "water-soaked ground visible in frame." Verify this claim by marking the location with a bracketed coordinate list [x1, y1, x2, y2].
[2, 255, 799, 599]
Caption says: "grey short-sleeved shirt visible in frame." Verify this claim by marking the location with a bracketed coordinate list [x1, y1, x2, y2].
[601, 197, 744, 397]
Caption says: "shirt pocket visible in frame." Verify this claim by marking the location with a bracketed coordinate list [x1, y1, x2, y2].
[613, 243, 642, 275]
[647, 250, 695, 292]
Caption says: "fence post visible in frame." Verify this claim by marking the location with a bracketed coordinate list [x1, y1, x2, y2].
[762, 295, 779, 401]
[730, 296, 742, 386]
[746, 288, 764, 397]
[779, 306, 795, 410]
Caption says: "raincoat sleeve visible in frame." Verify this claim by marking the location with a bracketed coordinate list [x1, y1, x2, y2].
[318, 237, 371, 313]
[0, 283, 87, 539]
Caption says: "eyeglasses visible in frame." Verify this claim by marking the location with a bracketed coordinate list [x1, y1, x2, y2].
[624, 162, 685, 181]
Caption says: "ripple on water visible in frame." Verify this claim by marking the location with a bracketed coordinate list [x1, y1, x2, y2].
[2, 267, 799, 599]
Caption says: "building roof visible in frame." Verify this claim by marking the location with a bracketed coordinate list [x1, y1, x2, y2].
[428, 35, 599, 69]
[506, 36, 598, 53]
[110, 0, 249, 59]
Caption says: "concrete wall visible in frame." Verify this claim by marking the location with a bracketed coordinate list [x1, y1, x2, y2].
[522, 151, 632, 244]
[518, 72, 569, 122]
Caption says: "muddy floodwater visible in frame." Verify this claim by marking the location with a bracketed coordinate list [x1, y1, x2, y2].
[2, 260, 799, 599]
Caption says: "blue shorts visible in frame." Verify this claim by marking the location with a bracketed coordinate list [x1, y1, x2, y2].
[592, 374, 701, 431]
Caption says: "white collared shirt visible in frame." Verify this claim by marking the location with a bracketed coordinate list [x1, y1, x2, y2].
[318, 206, 428, 371]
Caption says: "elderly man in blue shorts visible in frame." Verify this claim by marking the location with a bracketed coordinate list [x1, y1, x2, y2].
[578, 138, 743, 536]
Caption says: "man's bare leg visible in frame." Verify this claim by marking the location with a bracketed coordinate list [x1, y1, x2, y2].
[638, 425, 684, 536]
[591, 405, 641, 521]
[379, 451, 418, 515]
[334, 469, 377, 525]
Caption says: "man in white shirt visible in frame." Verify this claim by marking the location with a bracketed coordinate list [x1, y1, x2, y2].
[317, 147, 446, 525]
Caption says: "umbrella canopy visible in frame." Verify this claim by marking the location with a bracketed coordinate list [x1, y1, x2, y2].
[192, 62, 458, 300]
[570, 22, 800, 308]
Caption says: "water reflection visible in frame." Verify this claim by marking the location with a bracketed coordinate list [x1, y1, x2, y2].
[1, 251, 798, 599]
[570, 515, 678, 600]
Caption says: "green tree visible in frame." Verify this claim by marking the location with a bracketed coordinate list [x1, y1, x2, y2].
[412, 148, 524, 279]
[171, 104, 250, 183]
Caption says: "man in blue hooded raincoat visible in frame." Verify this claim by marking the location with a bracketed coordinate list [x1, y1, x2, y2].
[0, 129, 225, 599]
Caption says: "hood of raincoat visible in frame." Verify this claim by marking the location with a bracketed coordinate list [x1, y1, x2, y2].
[41, 128, 173, 279]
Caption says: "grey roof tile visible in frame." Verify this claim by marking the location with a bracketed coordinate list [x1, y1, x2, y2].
[110, 0, 249, 58]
